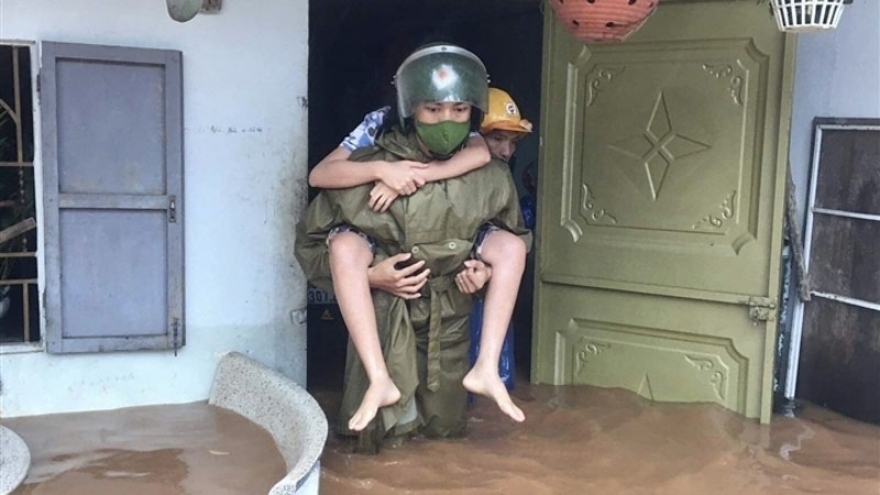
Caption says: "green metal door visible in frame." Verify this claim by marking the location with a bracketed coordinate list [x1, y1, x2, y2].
[533, 0, 795, 423]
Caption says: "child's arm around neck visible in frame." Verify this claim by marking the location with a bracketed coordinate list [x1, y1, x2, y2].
[309, 146, 385, 189]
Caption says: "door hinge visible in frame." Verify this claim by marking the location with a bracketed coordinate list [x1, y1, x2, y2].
[172, 317, 180, 356]
[168, 195, 177, 223]
[748, 297, 777, 325]
[36, 73, 41, 93]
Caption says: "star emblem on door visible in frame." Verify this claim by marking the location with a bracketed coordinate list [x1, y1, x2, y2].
[608, 92, 710, 200]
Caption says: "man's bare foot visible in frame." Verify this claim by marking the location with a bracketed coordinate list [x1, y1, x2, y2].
[349, 376, 401, 431]
[463, 365, 525, 422]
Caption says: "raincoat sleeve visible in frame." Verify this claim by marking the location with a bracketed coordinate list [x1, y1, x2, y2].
[294, 191, 340, 294]
[294, 142, 406, 295]
[294, 184, 376, 294]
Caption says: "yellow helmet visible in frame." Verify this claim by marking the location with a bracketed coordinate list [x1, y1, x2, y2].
[480, 87, 533, 135]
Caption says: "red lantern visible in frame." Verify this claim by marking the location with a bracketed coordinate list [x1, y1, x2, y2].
[549, 0, 659, 43]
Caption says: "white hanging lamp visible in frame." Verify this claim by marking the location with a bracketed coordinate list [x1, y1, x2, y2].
[770, 0, 849, 32]
[166, 0, 202, 22]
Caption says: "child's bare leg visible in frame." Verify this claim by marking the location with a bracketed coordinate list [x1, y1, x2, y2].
[329, 231, 401, 431]
[462, 230, 526, 422]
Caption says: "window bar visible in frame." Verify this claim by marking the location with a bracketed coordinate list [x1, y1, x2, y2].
[812, 207, 880, 223]
[2, 251, 36, 258]
[22, 280, 30, 342]
[810, 290, 880, 313]
[14, 46, 23, 166]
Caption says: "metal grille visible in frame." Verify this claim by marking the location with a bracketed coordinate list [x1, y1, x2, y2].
[785, 119, 880, 399]
[0, 45, 39, 344]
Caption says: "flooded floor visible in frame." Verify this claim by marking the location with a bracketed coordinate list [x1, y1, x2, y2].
[4, 402, 286, 495]
[315, 381, 880, 495]
[3, 383, 878, 495]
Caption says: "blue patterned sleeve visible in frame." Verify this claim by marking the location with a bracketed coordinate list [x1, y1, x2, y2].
[340, 106, 391, 152]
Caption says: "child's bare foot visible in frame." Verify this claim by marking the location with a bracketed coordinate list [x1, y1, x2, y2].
[348, 375, 401, 431]
[463, 365, 525, 422]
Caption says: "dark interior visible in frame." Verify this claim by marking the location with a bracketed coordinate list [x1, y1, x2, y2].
[306, 0, 543, 390]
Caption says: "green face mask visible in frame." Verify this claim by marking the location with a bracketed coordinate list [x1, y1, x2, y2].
[415, 120, 471, 157]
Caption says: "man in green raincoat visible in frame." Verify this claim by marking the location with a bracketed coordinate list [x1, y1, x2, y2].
[295, 44, 530, 451]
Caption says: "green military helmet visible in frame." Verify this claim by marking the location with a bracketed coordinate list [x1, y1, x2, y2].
[393, 44, 489, 127]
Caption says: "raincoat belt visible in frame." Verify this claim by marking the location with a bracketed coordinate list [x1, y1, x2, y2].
[426, 275, 454, 392]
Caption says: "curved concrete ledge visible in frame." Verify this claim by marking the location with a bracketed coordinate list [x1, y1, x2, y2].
[0, 424, 30, 495]
[209, 352, 328, 495]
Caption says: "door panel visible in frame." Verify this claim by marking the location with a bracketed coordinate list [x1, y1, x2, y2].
[549, 39, 769, 296]
[535, 0, 794, 422]
[41, 41, 184, 353]
[56, 59, 167, 196]
[544, 285, 758, 413]
[60, 209, 168, 338]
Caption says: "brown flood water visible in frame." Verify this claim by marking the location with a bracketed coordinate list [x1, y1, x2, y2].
[315, 382, 880, 495]
[5, 402, 286, 495]
[3, 384, 878, 495]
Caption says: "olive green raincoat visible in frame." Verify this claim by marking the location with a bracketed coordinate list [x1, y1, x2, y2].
[295, 126, 531, 451]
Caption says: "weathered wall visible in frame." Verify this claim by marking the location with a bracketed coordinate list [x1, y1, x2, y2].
[789, 1, 880, 225]
[0, 0, 309, 417]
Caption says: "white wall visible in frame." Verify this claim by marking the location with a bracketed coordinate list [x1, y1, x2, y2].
[0, 0, 310, 417]
[789, 1, 880, 226]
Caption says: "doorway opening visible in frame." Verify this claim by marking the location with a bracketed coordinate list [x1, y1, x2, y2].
[306, 0, 544, 391]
